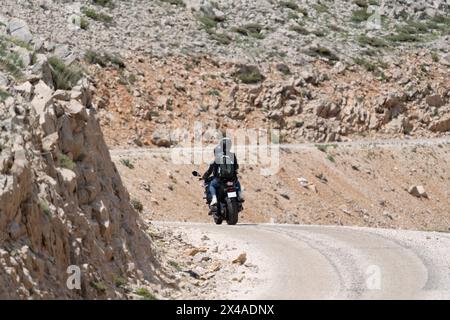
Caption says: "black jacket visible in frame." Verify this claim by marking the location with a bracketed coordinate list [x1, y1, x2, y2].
[202, 153, 239, 181]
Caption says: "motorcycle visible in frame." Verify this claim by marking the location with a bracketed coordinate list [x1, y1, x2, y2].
[192, 171, 242, 225]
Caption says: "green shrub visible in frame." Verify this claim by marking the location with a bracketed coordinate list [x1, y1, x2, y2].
[113, 276, 127, 288]
[207, 88, 221, 96]
[210, 32, 232, 45]
[289, 25, 309, 35]
[234, 65, 264, 84]
[196, 14, 225, 32]
[85, 50, 125, 68]
[312, 3, 329, 13]
[316, 144, 338, 153]
[59, 153, 76, 170]
[168, 260, 182, 271]
[357, 35, 388, 47]
[135, 288, 157, 300]
[48, 57, 83, 90]
[39, 200, 51, 217]
[161, 0, 185, 6]
[82, 6, 113, 24]
[353, 0, 368, 8]
[231, 23, 264, 38]
[431, 52, 439, 62]
[353, 57, 376, 71]
[351, 9, 371, 23]
[385, 32, 421, 43]
[280, 1, 299, 11]
[131, 199, 143, 212]
[80, 17, 90, 30]
[0, 50, 23, 78]
[312, 29, 326, 37]
[120, 158, 134, 169]
[307, 46, 339, 62]
[90, 281, 107, 293]
[0, 88, 10, 102]
[92, 0, 115, 8]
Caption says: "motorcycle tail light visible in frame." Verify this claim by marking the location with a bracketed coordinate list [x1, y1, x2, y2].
[226, 181, 234, 186]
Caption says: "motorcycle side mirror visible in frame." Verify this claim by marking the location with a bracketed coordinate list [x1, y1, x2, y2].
[192, 171, 199, 177]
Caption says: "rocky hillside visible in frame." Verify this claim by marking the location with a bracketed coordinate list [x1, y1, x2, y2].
[0, 19, 169, 299]
[1, 1, 449, 146]
[1, 0, 449, 62]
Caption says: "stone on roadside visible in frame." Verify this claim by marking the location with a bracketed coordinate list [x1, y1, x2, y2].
[232, 253, 247, 265]
[408, 185, 428, 198]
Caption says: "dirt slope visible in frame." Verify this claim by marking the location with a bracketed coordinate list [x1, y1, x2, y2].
[112, 138, 450, 231]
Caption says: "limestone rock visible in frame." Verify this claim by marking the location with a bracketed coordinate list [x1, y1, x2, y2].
[8, 18, 33, 44]
[408, 185, 428, 198]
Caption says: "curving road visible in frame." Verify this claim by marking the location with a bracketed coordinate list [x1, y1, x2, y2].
[158, 222, 450, 300]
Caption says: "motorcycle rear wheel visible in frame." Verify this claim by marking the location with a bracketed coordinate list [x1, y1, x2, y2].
[226, 198, 239, 225]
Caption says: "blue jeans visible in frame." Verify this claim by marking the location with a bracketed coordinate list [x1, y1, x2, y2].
[209, 178, 241, 198]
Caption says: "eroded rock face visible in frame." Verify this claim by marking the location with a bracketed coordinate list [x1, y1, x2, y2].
[0, 68, 158, 300]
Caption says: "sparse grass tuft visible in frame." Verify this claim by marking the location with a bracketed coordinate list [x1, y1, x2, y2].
[207, 88, 221, 96]
[135, 288, 157, 300]
[59, 154, 76, 170]
[90, 281, 107, 293]
[289, 25, 310, 35]
[357, 35, 388, 47]
[0, 88, 10, 102]
[209, 32, 232, 45]
[353, 0, 368, 8]
[353, 57, 376, 71]
[307, 46, 339, 62]
[431, 52, 439, 62]
[85, 50, 125, 68]
[161, 0, 185, 6]
[80, 17, 90, 30]
[232, 23, 265, 39]
[312, 3, 329, 13]
[92, 0, 115, 8]
[351, 9, 371, 23]
[113, 275, 127, 288]
[131, 199, 143, 212]
[48, 56, 83, 90]
[197, 14, 220, 31]
[0, 46, 24, 78]
[234, 65, 264, 84]
[39, 200, 51, 217]
[280, 1, 299, 11]
[168, 260, 182, 271]
[316, 144, 338, 153]
[120, 158, 134, 169]
[81, 6, 113, 24]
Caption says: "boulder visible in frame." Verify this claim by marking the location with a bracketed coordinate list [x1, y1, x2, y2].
[425, 95, 445, 108]
[31, 54, 53, 87]
[151, 131, 174, 147]
[8, 18, 33, 44]
[56, 167, 77, 194]
[232, 253, 247, 265]
[429, 116, 450, 132]
[0, 71, 8, 86]
[14, 82, 34, 100]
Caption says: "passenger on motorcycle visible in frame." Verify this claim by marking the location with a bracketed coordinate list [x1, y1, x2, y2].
[202, 137, 244, 208]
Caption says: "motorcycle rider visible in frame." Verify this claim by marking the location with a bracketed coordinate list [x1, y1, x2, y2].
[202, 137, 244, 209]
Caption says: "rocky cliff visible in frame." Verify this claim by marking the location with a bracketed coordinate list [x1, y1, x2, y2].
[1, 19, 160, 299]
